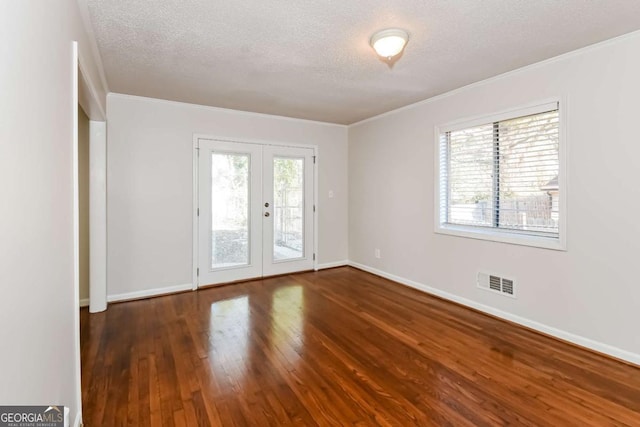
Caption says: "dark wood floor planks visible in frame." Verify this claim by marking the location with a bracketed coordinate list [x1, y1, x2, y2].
[81, 267, 640, 426]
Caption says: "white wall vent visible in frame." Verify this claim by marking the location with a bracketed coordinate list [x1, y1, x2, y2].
[477, 272, 516, 298]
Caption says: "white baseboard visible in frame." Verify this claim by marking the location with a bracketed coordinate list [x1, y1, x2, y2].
[348, 260, 640, 366]
[108, 283, 193, 303]
[79, 298, 89, 308]
[315, 260, 349, 270]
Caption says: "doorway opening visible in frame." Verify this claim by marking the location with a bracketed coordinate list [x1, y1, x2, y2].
[75, 41, 108, 425]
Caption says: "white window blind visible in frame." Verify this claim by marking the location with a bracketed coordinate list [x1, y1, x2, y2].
[439, 104, 560, 239]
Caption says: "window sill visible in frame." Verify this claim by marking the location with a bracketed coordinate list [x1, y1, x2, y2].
[435, 224, 566, 251]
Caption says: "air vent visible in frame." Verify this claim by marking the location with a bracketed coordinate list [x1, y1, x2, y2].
[489, 275, 501, 291]
[477, 272, 516, 298]
[501, 278, 514, 295]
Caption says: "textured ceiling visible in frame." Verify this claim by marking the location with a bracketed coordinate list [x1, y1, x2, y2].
[85, 0, 640, 125]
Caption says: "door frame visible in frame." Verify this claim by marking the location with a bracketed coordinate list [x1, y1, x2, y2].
[191, 134, 319, 290]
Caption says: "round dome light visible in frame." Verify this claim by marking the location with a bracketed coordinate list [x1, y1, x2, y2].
[370, 28, 409, 60]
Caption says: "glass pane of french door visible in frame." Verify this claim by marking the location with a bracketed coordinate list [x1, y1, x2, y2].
[273, 157, 305, 261]
[210, 152, 250, 268]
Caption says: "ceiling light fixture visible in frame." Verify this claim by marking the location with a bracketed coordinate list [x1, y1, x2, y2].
[370, 28, 409, 60]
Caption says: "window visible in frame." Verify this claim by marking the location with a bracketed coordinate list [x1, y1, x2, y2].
[436, 101, 564, 249]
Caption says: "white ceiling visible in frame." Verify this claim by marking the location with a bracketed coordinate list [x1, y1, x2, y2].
[85, 1, 640, 125]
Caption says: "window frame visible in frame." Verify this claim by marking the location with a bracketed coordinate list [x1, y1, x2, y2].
[434, 98, 567, 251]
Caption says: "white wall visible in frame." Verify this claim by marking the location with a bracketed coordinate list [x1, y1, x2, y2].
[349, 32, 640, 362]
[0, 0, 107, 423]
[107, 94, 348, 297]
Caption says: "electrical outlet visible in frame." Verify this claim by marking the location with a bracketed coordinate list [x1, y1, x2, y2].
[375, 248, 381, 259]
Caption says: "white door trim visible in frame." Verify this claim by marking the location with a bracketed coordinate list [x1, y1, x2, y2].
[72, 40, 82, 427]
[88, 121, 107, 312]
[192, 134, 318, 288]
[192, 137, 199, 290]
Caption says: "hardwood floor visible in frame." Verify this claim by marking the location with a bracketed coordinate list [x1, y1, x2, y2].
[81, 267, 640, 426]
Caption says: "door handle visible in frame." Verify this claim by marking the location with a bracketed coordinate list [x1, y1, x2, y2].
[264, 212, 270, 217]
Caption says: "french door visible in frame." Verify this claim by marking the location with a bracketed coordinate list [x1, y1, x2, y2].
[197, 138, 314, 286]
